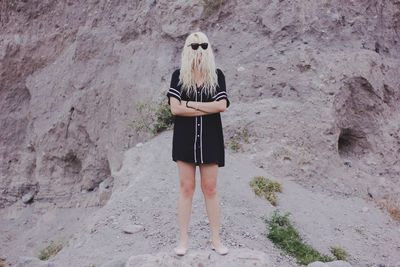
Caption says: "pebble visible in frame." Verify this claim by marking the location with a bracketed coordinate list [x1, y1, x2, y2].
[122, 224, 144, 234]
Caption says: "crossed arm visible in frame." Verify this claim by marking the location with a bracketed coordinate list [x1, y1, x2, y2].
[169, 97, 227, 117]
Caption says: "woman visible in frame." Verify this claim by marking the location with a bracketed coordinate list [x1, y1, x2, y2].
[167, 31, 230, 256]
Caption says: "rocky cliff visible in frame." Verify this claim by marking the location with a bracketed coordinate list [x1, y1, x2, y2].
[2, 0, 399, 209]
[1, 0, 400, 265]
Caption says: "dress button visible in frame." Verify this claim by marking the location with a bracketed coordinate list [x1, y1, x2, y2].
[197, 135, 200, 137]
[197, 123, 200, 126]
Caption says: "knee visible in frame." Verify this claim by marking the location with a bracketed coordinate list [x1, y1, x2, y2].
[180, 182, 195, 198]
[201, 183, 217, 197]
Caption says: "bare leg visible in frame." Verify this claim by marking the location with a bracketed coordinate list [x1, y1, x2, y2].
[175, 160, 196, 250]
[200, 163, 227, 250]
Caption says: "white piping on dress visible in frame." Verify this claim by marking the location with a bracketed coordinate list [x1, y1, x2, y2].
[200, 88, 203, 163]
[194, 92, 197, 163]
[169, 88, 181, 95]
[168, 91, 181, 100]
[215, 95, 227, 101]
[211, 91, 226, 99]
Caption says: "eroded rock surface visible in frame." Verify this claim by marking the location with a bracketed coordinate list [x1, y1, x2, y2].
[1, 0, 400, 266]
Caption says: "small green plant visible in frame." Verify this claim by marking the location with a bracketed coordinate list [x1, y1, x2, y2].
[330, 246, 348, 260]
[262, 209, 335, 265]
[202, 0, 224, 19]
[230, 139, 240, 151]
[354, 227, 366, 236]
[128, 94, 174, 135]
[227, 128, 250, 152]
[38, 239, 65, 260]
[129, 102, 154, 133]
[153, 99, 174, 133]
[249, 176, 282, 206]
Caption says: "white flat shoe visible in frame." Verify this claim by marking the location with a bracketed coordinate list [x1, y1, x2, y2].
[174, 246, 188, 256]
[210, 243, 229, 255]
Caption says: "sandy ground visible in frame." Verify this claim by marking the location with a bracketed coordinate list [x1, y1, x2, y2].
[1, 130, 400, 267]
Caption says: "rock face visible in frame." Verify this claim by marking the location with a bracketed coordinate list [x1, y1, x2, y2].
[0, 0, 399, 214]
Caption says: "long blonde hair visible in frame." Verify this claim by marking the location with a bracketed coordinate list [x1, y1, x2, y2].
[178, 31, 218, 97]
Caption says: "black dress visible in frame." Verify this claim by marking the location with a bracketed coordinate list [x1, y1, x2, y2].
[166, 68, 230, 167]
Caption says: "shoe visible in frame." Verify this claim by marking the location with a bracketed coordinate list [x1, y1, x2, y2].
[174, 245, 188, 256]
[210, 242, 229, 255]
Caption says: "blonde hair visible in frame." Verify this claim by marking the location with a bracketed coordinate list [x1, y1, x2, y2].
[178, 31, 218, 97]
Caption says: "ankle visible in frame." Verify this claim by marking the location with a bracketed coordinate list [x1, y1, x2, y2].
[178, 236, 189, 244]
[210, 235, 220, 242]
[211, 238, 224, 246]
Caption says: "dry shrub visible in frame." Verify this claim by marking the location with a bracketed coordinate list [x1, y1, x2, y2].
[375, 196, 400, 224]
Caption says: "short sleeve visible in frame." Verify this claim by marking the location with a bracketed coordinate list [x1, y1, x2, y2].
[167, 69, 181, 105]
[211, 68, 230, 108]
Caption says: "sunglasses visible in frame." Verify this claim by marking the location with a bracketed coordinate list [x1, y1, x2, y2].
[188, 43, 208, 50]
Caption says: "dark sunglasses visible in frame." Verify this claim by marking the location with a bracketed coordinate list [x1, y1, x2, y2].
[188, 43, 208, 50]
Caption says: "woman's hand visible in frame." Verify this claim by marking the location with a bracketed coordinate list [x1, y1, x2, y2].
[169, 97, 209, 117]
[187, 99, 227, 113]
[169, 98, 227, 117]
